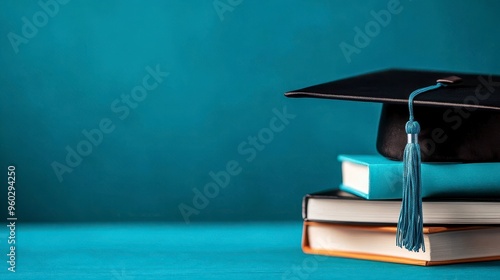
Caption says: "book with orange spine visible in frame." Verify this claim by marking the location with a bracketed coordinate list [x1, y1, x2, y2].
[302, 221, 500, 266]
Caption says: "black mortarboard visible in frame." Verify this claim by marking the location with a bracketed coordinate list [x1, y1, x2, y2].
[285, 69, 500, 252]
[286, 69, 500, 163]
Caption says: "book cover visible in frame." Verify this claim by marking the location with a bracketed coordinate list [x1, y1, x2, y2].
[302, 221, 500, 266]
[303, 189, 500, 225]
[338, 154, 500, 199]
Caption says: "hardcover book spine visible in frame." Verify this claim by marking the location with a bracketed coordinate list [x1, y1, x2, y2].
[368, 163, 402, 199]
[339, 155, 500, 199]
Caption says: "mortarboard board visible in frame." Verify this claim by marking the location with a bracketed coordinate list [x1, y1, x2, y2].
[285, 69, 500, 252]
[286, 69, 500, 162]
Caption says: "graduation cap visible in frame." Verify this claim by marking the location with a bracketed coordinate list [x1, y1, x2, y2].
[285, 69, 500, 252]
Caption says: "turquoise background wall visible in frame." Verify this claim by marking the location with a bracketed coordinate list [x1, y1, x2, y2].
[1, 0, 499, 223]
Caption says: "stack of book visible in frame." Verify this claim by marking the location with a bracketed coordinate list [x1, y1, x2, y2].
[285, 69, 500, 266]
[301, 154, 500, 266]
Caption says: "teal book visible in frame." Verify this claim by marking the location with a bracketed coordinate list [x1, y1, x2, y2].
[338, 154, 500, 199]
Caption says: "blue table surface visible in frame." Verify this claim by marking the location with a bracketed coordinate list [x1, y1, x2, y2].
[1, 222, 499, 279]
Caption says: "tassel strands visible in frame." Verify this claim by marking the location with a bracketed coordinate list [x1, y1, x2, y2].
[396, 120, 424, 252]
[396, 82, 446, 252]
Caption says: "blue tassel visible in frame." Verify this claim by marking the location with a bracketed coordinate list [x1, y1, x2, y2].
[396, 121, 424, 252]
[396, 82, 446, 252]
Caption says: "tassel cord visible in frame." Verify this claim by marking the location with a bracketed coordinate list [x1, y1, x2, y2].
[407, 83, 445, 122]
[396, 82, 446, 252]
